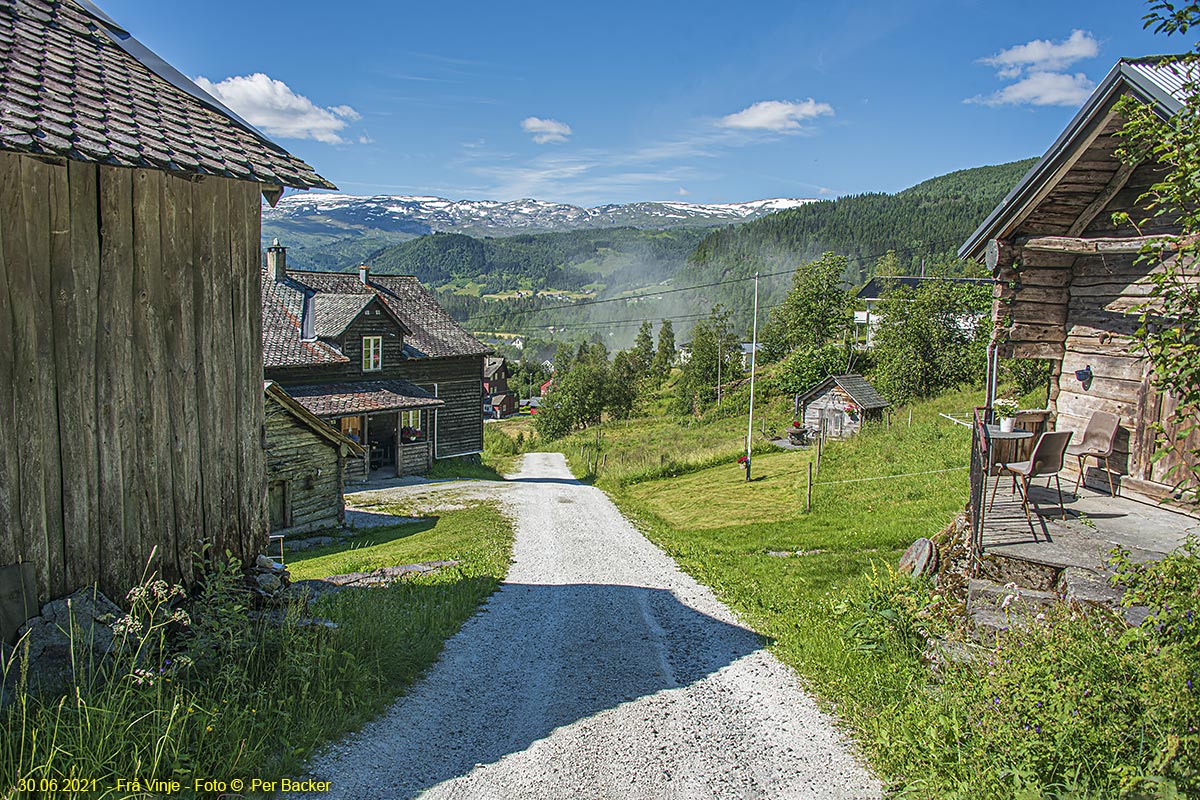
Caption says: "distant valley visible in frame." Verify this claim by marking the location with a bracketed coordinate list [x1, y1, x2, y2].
[261, 159, 1037, 350]
[262, 194, 819, 271]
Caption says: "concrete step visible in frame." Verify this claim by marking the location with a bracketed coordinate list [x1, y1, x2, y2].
[967, 578, 1058, 615]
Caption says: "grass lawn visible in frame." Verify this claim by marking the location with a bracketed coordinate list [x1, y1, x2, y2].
[1, 503, 514, 794]
[288, 504, 506, 580]
[606, 388, 980, 789]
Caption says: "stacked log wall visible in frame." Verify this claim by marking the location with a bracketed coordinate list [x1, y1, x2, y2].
[0, 152, 267, 600]
[263, 397, 343, 532]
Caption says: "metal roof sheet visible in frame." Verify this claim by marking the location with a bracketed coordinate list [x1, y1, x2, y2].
[959, 56, 1189, 261]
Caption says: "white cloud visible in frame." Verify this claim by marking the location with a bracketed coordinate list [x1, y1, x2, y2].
[981, 29, 1099, 77]
[677, 186, 690, 197]
[194, 73, 359, 144]
[521, 116, 572, 144]
[969, 71, 1095, 107]
[718, 99, 834, 132]
[971, 30, 1099, 108]
[330, 105, 362, 121]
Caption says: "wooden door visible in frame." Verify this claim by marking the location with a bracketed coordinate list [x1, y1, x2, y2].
[268, 481, 288, 531]
[1134, 380, 1200, 492]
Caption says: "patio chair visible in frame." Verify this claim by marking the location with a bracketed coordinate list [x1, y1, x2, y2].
[1066, 411, 1121, 496]
[988, 430, 1074, 523]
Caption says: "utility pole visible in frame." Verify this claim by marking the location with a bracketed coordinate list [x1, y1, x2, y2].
[716, 318, 723, 411]
[745, 273, 759, 482]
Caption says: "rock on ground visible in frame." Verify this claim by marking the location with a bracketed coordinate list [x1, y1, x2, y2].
[300, 452, 881, 799]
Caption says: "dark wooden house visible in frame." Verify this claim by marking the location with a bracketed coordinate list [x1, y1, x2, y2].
[797, 375, 889, 438]
[483, 357, 516, 418]
[264, 382, 363, 535]
[961, 56, 1198, 501]
[0, 0, 333, 601]
[262, 257, 490, 481]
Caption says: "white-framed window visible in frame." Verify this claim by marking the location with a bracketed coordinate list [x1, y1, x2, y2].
[362, 336, 382, 372]
[400, 409, 424, 442]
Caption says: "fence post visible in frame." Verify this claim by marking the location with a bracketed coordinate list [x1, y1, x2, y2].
[806, 461, 813, 513]
[816, 428, 823, 474]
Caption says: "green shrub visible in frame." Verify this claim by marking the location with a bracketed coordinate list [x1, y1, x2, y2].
[821, 542, 1200, 798]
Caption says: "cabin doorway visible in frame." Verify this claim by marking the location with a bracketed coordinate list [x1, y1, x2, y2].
[366, 412, 397, 474]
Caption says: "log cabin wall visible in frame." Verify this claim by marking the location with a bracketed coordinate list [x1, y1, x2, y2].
[0, 152, 267, 601]
[989, 115, 1197, 499]
[263, 395, 344, 533]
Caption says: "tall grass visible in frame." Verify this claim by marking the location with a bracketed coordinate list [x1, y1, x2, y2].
[0, 504, 513, 797]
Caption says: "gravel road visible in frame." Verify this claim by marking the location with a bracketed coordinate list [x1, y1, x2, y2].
[302, 452, 881, 799]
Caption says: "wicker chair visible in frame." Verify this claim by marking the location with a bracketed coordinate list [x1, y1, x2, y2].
[989, 430, 1074, 524]
[1065, 411, 1121, 496]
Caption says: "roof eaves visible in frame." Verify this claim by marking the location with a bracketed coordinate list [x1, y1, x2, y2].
[958, 59, 1183, 262]
[264, 381, 365, 457]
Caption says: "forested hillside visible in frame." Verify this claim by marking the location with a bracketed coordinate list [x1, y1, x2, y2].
[368, 227, 709, 294]
[686, 159, 1037, 285]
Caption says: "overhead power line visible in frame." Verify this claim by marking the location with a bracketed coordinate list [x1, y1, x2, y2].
[457, 237, 965, 327]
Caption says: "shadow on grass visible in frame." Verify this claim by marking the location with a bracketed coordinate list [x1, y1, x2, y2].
[307, 583, 766, 798]
[289, 518, 440, 566]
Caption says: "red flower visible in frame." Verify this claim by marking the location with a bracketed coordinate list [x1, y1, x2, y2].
[792, 420, 802, 428]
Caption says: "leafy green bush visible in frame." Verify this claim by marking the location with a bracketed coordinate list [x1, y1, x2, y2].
[819, 542, 1200, 798]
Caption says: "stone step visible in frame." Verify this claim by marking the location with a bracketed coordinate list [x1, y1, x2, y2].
[1058, 567, 1122, 606]
[967, 578, 1058, 615]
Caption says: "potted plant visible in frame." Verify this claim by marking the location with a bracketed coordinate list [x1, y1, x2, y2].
[993, 397, 1019, 432]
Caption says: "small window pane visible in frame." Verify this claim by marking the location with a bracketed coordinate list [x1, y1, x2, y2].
[362, 336, 382, 371]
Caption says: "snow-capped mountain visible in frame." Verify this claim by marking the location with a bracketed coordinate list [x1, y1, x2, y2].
[262, 193, 820, 240]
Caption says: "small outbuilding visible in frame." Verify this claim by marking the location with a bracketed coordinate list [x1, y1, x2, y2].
[797, 375, 890, 438]
[264, 383, 364, 536]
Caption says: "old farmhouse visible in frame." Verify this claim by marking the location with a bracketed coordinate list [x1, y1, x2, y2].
[261, 250, 490, 481]
[0, 0, 333, 601]
[484, 357, 516, 418]
[961, 56, 1199, 502]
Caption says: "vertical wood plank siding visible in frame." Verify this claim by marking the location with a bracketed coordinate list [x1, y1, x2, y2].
[0, 152, 267, 599]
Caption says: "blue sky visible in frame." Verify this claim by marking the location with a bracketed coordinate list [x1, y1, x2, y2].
[101, 0, 1184, 205]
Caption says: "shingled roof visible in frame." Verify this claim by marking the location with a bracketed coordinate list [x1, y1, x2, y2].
[798, 374, 890, 410]
[284, 380, 443, 418]
[0, 0, 334, 191]
[262, 269, 491, 370]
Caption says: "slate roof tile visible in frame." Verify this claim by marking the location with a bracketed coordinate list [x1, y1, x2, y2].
[285, 380, 444, 418]
[0, 0, 333, 190]
[261, 269, 491, 370]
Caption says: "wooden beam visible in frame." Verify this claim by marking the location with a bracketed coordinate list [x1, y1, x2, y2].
[1017, 233, 1192, 254]
[1066, 160, 1138, 236]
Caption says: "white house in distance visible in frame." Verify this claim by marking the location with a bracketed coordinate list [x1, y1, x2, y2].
[855, 276, 992, 347]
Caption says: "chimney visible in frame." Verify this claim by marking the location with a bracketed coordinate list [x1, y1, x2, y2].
[358, 264, 370, 284]
[267, 239, 287, 282]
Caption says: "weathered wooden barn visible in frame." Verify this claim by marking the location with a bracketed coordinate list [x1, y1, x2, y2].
[961, 56, 1198, 502]
[261, 254, 490, 482]
[0, 0, 333, 601]
[797, 375, 889, 438]
[264, 383, 363, 535]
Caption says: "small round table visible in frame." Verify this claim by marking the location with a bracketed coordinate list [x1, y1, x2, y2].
[986, 425, 1034, 472]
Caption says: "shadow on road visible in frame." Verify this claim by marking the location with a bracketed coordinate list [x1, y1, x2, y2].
[311, 582, 767, 798]
[504, 476, 584, 486]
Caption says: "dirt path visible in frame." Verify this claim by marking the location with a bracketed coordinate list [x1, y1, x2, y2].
[303, 452, 881, 799]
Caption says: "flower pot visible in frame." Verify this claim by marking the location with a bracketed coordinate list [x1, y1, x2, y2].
[999, 417, 1016, 433]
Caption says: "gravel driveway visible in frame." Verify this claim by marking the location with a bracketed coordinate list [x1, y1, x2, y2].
[303, 452, 881, 799]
